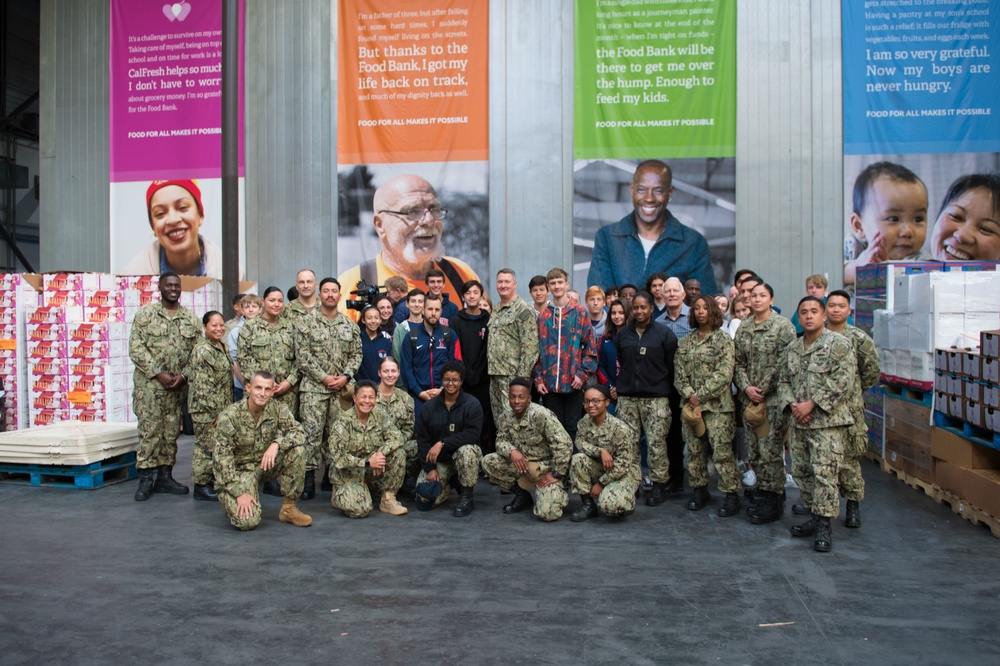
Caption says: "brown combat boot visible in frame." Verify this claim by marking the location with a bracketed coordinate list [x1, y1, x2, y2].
[380, 492, 408, 516]
[279, 498, 313, 527]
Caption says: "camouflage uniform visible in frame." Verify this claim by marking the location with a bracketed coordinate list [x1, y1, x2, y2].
[283, 298, 317, 322]
[675, 329, 739, 493]
[486, 296, 539, 416]
[213, 398, 307, 531]
[295, 310, 362, 471]
[129, 302, 202, 470]
[570, 414, 641, 517]
[237, 315, 300, 416]
[733, 313, 797, 494]
[482, 403, 572, 521]
[327, 408, 405, 518]
[188, 338, 234, 485]
[835, 324, 880, 501]
[415, 445, 484, 506]
[615, 397, 671, 482]
[778, 329, 856, 518]
[375, 388, 419, 478]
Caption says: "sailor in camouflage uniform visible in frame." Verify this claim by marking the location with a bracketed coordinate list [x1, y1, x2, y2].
[129, 272, 202, 502]
[283, 269, 319, 322]
[824, 289, 880, 529]
[295, 277, 362, 499]
[733, 279, 797, 524]
[213, 372, 312, 530]
[237, 286, 300, 416]
[482, 378, 573, 522]
[487, 269, 539, 416]
[375, 356, 419, 481]
[569, 385, 641, 521]
[327, 381, 408, 518]
[674, 296, 740, 517]
[779, 297, 857, 553]
[188, 311, 234, 501]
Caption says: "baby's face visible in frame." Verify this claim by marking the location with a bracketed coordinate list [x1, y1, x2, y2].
[853, 177, 928, 260]
[931, 187, 1000, 261]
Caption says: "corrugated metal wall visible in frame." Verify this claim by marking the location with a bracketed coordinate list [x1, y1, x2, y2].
[39, 0, 844, 308]
[39, 0, 111, 272]
[736, 0, 843, 313]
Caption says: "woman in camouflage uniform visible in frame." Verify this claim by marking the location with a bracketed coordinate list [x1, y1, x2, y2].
[188, 311, 234, 501]
[236, 286, 300, 416]
[376, 356, 419, 486]
[674, 295, 740, 517]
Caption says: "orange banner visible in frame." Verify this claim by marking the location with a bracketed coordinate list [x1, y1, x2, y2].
[337, 0, 489, 164]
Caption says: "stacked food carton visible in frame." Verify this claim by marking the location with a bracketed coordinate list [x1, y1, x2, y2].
[0, 274, 44, 430]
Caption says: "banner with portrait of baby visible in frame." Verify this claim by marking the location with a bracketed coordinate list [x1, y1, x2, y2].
[572, 0, 736, 300]
[108, 0, 246, 280]
[842, 1, 1000, 288]
[336, 0, 489, 317]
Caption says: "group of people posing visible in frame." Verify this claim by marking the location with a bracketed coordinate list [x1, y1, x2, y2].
[129, 260, 878, 554]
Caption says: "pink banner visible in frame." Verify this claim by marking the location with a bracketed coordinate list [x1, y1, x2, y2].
[110, 0, 245, 182]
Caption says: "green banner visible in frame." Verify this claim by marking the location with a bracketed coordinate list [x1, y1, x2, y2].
[574, 0, 736, 159]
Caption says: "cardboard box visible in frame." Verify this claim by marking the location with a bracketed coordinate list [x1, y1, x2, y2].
[910, 352, 935, 385]
[965, 273, 1000, 312]
[28, 306, 70, 325]
[947, 394, 964, 419]
[934, 461, 1000, 518]
[983, 358, 999, 384]
[31, 375, 68, 393]
[984, 384, 999, 411]
[947, 350, 965, 376]
[985, 407, 1000, 435]
[934, 371, 948, 393]
[947, 374, 964, 398]
[911, 272, 965, 313]
[965, 400, 985, 428]
[937, 314, 967, 350]
[885, 396, 933, 482]
[962, 353, 982, 380]
[982, 330, 1000, 359]
[931, 427, 1000, 469]
[964, 379, 982, 403]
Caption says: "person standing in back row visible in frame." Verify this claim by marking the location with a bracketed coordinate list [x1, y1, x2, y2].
[487, 269, 539, 418]
[130, 272, 203, 502]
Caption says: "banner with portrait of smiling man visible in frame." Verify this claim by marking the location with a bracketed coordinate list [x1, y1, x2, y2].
[336, 0, 489, 316]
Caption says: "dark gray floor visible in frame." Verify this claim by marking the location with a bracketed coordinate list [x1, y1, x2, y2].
[1, 438, 998, 666]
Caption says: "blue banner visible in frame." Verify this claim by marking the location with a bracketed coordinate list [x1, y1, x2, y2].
[843, 1, 1000, 155]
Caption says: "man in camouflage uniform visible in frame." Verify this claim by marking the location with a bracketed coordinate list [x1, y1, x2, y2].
[284, 269, 318, 321]
[415, 362, 484, 517]
[487, 269, 539, 417]
[733, 278, 797, 524]
[327, 381, 408, 518]
[237, 305, 300, 416]
[129, 272, 203, 502]
[213, 372, 312, 530]
[779, 297, 856, 553]
[295, 277, 363, 500]
[482, 378, 573, 522]
[569, 385, 641, 521]
[824, 289, 880, 528]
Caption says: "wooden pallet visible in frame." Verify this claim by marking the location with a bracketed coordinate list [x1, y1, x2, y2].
[0, 452, 137, 489]
[932, 486, 1000, 539]
[880, 460, 935, 496]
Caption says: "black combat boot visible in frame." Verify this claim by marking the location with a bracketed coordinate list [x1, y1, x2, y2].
[646, 482, 668, 506]
[193, 482, 218, 501]
[134, 468, 156, 502]
[153, 466, 189, 494]
[453, 485, 475, 517]
[718, 492, 741, 517]
[571, 495, 598, 522]
[746, 491, 783, 524]
[502, 486, 534, 514]
[814, 516, 832, 552]
[686, 486, 710, 511]
[790, 514, 818, 537]
[299, 470, 316, 501]
[664, 478, 684, 494]
[792, 502, 811, 516]
[320, 469, 333, 492]
[261, 478, 282, 497]
[845, 500, 862, 528]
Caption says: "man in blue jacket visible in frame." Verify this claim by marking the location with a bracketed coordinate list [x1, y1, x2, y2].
[400, 293, 461, 421]
[587, 160, 718, 295]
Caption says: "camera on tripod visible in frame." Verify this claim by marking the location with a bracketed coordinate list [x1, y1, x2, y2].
[345, 280, 387, 312]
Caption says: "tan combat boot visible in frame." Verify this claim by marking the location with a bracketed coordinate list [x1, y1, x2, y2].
[279, 498, 313, 527]
[380, 491, 408, 516]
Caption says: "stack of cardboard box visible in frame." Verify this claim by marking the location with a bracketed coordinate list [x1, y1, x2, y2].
[0, 274, 43, 430]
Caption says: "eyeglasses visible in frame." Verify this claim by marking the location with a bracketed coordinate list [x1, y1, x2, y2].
[378, 207, 449, 223]
[441, 377, 462, 384]
[583, 398, 608, 406]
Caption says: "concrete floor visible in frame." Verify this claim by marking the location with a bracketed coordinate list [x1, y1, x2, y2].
[1, 437, 998, 666]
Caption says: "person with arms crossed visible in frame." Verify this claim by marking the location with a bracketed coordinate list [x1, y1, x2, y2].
[188, 311, 234, 501]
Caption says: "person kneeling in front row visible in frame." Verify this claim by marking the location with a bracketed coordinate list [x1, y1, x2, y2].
[414, 361, 484, 516]
[482, 378, 573, 522]
[327, 380, 408, 518]
[569, 385, 641, 522]
[213, 371, 312, 530]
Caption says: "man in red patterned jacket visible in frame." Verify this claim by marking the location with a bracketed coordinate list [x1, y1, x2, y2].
[533, 267, 598, 442]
